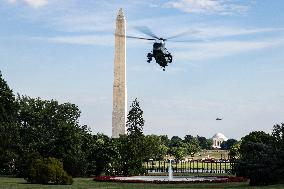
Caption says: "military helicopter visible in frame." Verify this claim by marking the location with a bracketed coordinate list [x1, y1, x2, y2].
[216, 118, 223, 121]
[120, 27, 198, 71]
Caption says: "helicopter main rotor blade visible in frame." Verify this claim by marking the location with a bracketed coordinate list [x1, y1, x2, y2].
[166, 29, 200, 40]
[126, 35, 156, 40]
[168, 38, 207, 43]
[116, 34, 156, 40]
[135, 26, 160, 40]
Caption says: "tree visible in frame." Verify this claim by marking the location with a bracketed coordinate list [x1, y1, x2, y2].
[143, 135, 168, 161]
[91, 134, 118, 176]
[272, 123, 284, 150]
[170, 136, 183, 148]
[185, 138, 200, 156]
[171, 145, 187, 161]
[16, 96, 87, 177]
[241, 131, 273, 146]
[271, 123, 284, 182]
[221, 139, 238, 150]
[229, 142, 240, 159]
[184, 135, 194, 144]
[0, 72, 19, 174]
[206, 138, 213, 150]
[127, 98, 144, 137]
[234, 130, 279, 186]
[160, 135, 170, 146]
[235, 142, 277, 186]
[197, 136, 212, 150]
[118, 98, 146, 176]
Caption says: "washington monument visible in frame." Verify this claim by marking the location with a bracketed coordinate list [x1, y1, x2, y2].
[112, 8, 127, 138]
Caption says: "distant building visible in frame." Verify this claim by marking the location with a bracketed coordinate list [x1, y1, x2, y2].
[212, 133, 228, 149]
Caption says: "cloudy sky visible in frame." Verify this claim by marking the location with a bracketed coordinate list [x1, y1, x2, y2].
[1, 0, 284, 139]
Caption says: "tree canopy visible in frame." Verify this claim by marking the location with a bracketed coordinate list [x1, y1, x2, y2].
[0, 72, 19, 174]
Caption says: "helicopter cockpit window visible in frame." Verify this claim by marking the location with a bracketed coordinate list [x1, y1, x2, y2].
[153, 43, 162, 49]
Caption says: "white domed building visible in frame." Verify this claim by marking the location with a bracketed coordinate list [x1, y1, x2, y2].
[212, 133, 228, 149]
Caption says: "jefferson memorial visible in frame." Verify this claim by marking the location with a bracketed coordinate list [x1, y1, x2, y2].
[212, 133, 228, 149]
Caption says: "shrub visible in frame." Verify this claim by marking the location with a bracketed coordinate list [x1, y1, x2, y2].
[26, 157, 73, 185]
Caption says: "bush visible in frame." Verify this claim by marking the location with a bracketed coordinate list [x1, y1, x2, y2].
[26, 157, 73, 185]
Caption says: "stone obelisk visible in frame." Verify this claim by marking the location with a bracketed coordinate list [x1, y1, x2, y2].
[112, 8, 127, 138]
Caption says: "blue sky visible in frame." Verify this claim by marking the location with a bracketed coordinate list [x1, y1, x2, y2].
[1, 0, 284, 139]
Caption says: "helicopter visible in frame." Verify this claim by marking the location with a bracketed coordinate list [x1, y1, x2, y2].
[216, 118, 223, 121]
[119, 27, 198, 71]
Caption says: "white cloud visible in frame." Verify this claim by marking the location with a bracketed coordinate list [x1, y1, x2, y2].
[6, 0, 48, 8]
[165, 0, 249, 15]
[49, 14, 114, 33]
[7, 0, 17, 3]
[37, 35, 114, 46]
[172, 38, 284, 61]
[24, 0, 48, 8]
[193, 27, 283, 39]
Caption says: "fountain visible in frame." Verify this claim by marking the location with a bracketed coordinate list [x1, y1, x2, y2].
[168, 159, 173, 180]
[99, 159, 231, 183]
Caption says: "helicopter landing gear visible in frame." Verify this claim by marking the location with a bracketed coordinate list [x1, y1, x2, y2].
[147, 53, 153, 63]
[165, 53, 172, 63]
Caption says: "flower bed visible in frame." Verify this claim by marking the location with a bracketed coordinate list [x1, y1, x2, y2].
[93, 175, 248, 184]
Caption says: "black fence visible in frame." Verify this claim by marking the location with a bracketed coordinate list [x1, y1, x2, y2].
[144, 159, 236, 174]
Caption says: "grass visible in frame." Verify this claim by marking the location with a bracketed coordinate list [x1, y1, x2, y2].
[1, 177, 284, 189]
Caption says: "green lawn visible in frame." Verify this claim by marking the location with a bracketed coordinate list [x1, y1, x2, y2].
[1, 177, 284, 189]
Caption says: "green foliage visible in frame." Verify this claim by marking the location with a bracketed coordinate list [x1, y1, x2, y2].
[241, 131, 273, 145]
[170, 146, 187, 160]
[170, 135, 202, 159]
[0, 72, 17, 123]
[16, 96, 89, 177]
[111, 135, 144, 176]
[26, 157, 73, 185]
[160, 135, 170, 146]
[234, 142, 277, 186]
[229, 142, 240, 159]
[206, 139, 213, 150]
[170, 136, 183, 147]
[126, 98, 144, 137]
[272, 123, 284, 149]
[221, 139, 238, 150]
[91, 134, 118, 176]
[235, 127, 284, 186]
[113, 99, 146, 176]
[143, 135, 168, 161]
[0, 72, 19, 175]
[197, 136, 212, 150]
[271, 123, 284, 181]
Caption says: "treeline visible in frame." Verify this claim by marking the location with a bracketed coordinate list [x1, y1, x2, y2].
[0, 72, 219, 178]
